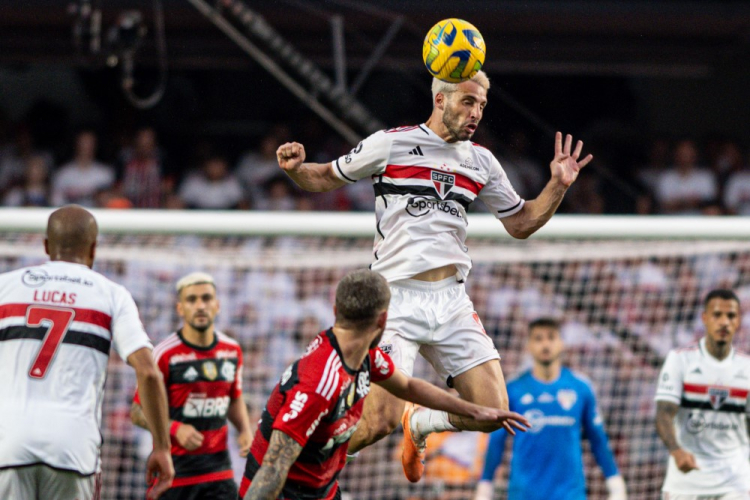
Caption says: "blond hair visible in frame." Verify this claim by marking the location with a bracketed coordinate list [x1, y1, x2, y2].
[175, 272, 216, 295]
[431, 71, 490, 105]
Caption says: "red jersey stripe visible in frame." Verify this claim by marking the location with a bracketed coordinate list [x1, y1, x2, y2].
[170, 469, 234, 487]
[0, 303, 112, 329]
[683, 383, 749, 399]
[171, 426, 228, 456]
[383, 164, 484, 195]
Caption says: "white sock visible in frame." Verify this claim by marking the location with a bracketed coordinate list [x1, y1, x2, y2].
[411, 408, 458, 442]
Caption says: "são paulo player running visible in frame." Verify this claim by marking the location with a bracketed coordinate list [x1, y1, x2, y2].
[131, 272, 252, 499]
[241, 269, 529, 500]
[0, 205, 173, 500]
[275, 70, 592, 482]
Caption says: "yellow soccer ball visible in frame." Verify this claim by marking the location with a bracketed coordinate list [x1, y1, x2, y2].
[422, 18, 486, 83]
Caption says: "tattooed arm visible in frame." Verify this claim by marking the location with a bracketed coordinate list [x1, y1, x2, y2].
[244, 430, 303, 500]
[655, 401, 698, 473]
[130, 402, 149, 429]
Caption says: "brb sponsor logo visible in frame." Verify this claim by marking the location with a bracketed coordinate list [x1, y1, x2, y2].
[282, 391, 309, 422]
[183, 394, 230, 418]
[406, 196, 463, 219]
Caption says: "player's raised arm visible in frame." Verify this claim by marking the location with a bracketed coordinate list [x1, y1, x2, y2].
[375, 370, 529, 435]
[128, 347, 175, 499]
[501, 132, 592, 239]
[276, 142, 346, 192]
[243, 430, 303, 500]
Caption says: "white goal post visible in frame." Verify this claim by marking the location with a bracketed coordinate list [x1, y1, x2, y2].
[2, 208, 750, 239]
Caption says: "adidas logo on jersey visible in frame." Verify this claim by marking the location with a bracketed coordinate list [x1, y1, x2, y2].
[690, 367, 702, 374]
[184, 366, 199, 381]
[408, 145, 424, 156]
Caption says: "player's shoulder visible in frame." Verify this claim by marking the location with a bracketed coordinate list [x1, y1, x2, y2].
[506, 369, 532, 387]
[215, 330, 241, 349]
[566, 368, 596, 392]
[468, 140, 497, 160]
[670, 343, 700, 359]
[383, 124, 428, 136]
[152, 332, 182, 362]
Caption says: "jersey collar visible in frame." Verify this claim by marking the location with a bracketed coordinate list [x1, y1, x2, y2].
[325, 328, 358, 376]
[177, 328, 218, 351]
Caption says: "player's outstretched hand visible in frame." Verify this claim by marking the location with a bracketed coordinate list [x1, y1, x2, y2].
[175, 423, 204, 451]
[671, 448, 699, 473]
[237, 430, 253, 458]
[277, 142, 306, 172]
[470, 407, 530, 435]
[549, 131, 593, 188]
[146, 449, 174, 499]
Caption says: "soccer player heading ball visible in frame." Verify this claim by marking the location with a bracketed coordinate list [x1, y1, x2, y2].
[276, 70, 592, 482]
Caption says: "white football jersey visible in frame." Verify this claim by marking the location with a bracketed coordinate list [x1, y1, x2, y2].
[333, 124, 524, 282]
[655, 338, 750, 494]
[0, 260, 152, 475]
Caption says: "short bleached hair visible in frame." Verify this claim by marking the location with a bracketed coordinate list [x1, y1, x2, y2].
[176, 272, 216, 295]
[431, 71, 490, 105]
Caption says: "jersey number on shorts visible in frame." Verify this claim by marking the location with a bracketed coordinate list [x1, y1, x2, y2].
[26, 306, 75, 379]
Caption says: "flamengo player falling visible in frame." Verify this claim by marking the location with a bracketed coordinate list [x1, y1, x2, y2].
[131, 272, 252, 500]
[655, 289, 750, 500]
[275, 70, 593, 482]
[241, 270, 529, 500]
[0, 205, 173, 500]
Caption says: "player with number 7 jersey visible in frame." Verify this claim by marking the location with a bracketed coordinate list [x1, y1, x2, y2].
[0, 205, 173, 500]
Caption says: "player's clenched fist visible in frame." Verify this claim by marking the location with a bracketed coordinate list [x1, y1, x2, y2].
[277, 142, 306, 171]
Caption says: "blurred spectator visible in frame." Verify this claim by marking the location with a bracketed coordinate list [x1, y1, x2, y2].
[637, 137, 671, 190]
[52, 129, 115, 206]
[255, 174, 297, 211]
[236, 125, 290, 207]
[0, 124, 54, 193]
[2, 154, 51, 206]
[179, 155, 244, 209]
[710, 139, 745, 188]
[117, 127, 165, 208]
[721, 145, 750, 214]
[655, 139, 718, 214]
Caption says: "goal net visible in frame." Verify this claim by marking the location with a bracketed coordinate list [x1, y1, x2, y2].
[1, 210, 749, 500]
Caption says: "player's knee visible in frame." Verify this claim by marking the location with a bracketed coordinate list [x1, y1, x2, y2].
[368, 412, 400, 441]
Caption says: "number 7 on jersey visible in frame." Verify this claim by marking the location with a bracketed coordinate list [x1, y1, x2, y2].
[26, 306, 75, 379]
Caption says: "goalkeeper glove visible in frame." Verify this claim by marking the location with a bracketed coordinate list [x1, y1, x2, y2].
[474, 480, 493, 500]
[606, 475, 627, 500]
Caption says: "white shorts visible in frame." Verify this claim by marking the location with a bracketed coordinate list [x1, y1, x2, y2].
[0, 465, 100, 500]
[379, 277, 499, 384]
[663, 493, 750, 500]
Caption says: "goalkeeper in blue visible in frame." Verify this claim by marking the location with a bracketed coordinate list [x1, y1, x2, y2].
[474, 318, 627, 500]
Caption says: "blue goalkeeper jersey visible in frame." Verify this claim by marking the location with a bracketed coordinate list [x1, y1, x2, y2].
[480, 367, 619, 500]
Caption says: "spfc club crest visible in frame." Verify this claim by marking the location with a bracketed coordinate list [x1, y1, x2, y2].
[557, 389, 577, 411]
[202, 361, 218, 381]
[708, 386, 729, 410]
[432, 171, 455, 199]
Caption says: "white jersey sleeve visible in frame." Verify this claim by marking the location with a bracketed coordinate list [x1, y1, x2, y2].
[332, 130, 391, 183]
[655, 350, 683, 404]
[478, 156, 525, 218]
[110, 285, 152, 360]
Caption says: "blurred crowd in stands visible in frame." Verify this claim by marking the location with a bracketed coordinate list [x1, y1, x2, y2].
[1, 107, 749, 215]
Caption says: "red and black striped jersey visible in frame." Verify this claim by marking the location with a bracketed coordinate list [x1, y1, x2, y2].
[240, 329, 395, 500]
[134, 329, 243, 487]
